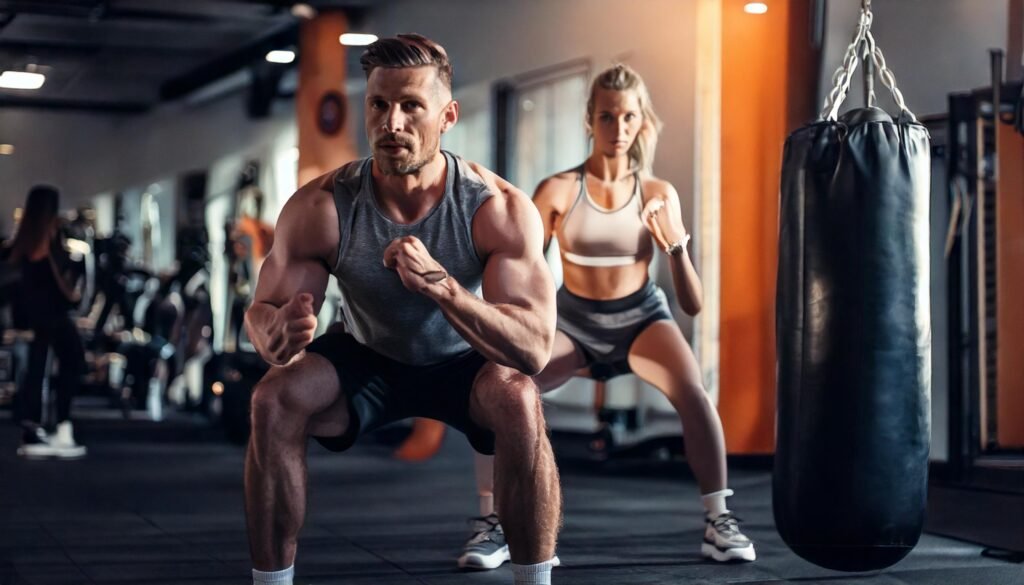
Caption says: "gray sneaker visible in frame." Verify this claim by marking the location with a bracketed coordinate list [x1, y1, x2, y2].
[457, 514, 509, 570]
[701, 512, 756, 562]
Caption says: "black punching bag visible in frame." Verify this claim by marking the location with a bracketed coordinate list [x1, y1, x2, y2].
[774, 5, 931, 572]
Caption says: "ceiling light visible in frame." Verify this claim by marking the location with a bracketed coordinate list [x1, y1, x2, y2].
[339, 33, 378, 46]
[0, 71, 46, 90]
[266, 50, 296, 64]
[0, 144, 13, 155]
[291, 3, 316, 19]
[744, 2, 768, 14]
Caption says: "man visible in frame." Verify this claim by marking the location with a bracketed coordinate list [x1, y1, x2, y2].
[243, 34, 562, 585]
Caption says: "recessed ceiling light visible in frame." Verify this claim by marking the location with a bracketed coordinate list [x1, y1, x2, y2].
[291, 3, 316, 19]
[744, 2, 768, 14]
[0, 71, 46, 90]
[266, 50, 296, 64]
[0, 144, 14, 155]
[339, 33, 378, 46]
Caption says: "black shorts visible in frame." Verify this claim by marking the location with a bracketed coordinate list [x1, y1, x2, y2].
[557, 280, 674, 381]
[305, 328, 495, 455]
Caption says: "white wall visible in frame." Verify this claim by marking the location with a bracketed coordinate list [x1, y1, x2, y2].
[362, 0, 697, 205]
[0, 85, 302, 233]
[822, 0, 1008, 117]
[0, 109, 113, 234]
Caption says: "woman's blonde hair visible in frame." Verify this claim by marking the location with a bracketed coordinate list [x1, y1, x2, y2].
[586, 64, 663, 173]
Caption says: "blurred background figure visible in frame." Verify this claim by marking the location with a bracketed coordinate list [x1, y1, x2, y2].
[2, 185, 87, 459]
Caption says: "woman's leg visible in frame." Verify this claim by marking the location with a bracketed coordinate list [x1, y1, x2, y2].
[19, 327, 51, 428]
[626, 320, 726, 494]
[626, 319, 755, 561]
[51, 316, 85, 424]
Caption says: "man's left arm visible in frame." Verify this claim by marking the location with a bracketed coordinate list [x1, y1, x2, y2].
[441, 190, 557, 374]
[383, 190, 556, 375]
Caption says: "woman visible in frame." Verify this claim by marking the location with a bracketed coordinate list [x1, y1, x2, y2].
[458, 65, 754, 570]
[6, 185, 87, 459]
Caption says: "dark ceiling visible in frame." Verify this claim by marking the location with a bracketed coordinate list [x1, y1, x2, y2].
[0, 0, 372, 114]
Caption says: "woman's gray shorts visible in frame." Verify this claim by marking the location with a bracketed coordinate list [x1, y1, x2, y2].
[556, 280, 674, 381]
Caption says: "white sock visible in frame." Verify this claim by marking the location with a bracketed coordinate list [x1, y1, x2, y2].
[252, 565, 294, 585]
[701, 488, 734, 519]
[479, 493, 495, 517]
[511, 560, 553, 585]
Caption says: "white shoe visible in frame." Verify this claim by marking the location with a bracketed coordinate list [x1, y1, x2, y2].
[701, 512, 756, 562]
[17, 425, 58, 459]
[456, 514, 562, 571]
[458, 514, 510, 570]
[48, 421, 87, 459]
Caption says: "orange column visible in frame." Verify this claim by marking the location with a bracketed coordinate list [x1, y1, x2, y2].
[297, 12, 358, 186]
[718, 0, 792, 453]
[996, 119, 1024, 447]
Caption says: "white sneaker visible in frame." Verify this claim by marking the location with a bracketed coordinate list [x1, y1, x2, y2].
[48, 421, 87, 459]
[17, 425, 58, 459]
[701, 512, 756, 562]
[456, 514, 562, 571]
[458, 514, 510, 570]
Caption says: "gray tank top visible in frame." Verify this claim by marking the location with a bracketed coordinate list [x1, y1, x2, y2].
[329, 151, 494, 365]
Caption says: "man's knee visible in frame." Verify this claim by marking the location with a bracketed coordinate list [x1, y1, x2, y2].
[250, 369, 308, 432]
[476, 368, 544, 435]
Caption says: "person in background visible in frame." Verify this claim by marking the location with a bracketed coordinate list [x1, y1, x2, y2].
[457, 64, 755, 570]
[5, 185, 87, 459]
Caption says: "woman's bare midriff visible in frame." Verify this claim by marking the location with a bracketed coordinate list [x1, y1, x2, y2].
[559, 257, 653, 301]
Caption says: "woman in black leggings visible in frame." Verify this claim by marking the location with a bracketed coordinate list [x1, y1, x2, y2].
[6, 185, 86, 459]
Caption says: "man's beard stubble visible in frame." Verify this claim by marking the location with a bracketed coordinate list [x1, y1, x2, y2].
[374, 133, 436, 176]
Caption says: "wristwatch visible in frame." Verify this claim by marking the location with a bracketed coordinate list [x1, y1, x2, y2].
[665, 234, 691, 256]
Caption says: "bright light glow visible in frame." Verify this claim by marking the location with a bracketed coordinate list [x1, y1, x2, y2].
[340, 33, 378, 46]
[291, 3, 316, 19]
[0, 71, 46, 90]
[212, 382, 224, 396]
[0, 144, 13, 155]
[266, 50, 296, 64]
[66, 238, 91, 256]
[744, 2, 768, 14]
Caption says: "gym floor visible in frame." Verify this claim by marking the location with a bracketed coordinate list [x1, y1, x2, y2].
[1, 408, 1021, 585]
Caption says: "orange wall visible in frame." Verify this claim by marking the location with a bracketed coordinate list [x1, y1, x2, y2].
[719, 0, 794, 453]
[297, 12, 358, 186]
[997, 119, 1024, 447]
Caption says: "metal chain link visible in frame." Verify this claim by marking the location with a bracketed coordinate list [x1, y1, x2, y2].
[819, 1, 915, 122]
[819, 9, 872, 119]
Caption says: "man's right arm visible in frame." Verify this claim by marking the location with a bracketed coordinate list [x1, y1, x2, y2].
[245, 177, 339, 366]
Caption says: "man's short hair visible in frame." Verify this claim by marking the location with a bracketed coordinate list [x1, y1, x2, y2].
[359, 33, 453, 92]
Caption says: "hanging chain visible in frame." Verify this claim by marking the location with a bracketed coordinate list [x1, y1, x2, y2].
[819, 1, 914, 121]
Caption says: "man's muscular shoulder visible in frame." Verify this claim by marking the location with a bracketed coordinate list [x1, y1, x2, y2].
[464, 160, 543, 257]
[276, 169, 343, 263]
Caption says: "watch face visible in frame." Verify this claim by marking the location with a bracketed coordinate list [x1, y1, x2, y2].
[317, 91, 346, 136]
